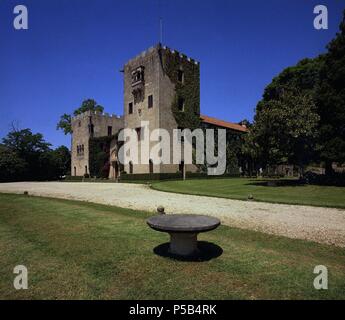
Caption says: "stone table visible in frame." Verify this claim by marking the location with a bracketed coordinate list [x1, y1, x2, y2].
[147, 214, 221, 256]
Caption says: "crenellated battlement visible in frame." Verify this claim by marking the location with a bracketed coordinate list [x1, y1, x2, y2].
[71, 110, 123, 122]
[124, 43, 199, 67]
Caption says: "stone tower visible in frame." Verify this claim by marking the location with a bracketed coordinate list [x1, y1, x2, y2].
[71, 111, 123, 177]
[123, 43, 200, 174]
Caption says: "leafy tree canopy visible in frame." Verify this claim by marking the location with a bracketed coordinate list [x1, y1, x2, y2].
[316, 10, 345, 171]
[248, 10, 345, 175]
[2, 128, 51, 158]
[0, 144, 27, 182]
[57, 99, 104, 135]
[250, 91, 319, 169]
[1, 129, 71, 181]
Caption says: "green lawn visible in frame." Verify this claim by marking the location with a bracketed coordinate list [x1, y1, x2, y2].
[0, 193, 344, 299]
[151, 178, 345, 208]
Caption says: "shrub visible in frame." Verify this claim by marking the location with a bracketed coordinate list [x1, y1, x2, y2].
[304, 171, 345, 186]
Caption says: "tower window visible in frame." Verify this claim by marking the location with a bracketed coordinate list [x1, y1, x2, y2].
[178, 97, 185, 111]
[149, 159, 153, 174]
[89, 124, 94, 135]
[178, 70, 184, 83]
[108, 126, 112, 136]
[135, 127, 142, 140]
[131, 66, 145, 86]
[178, 127, 185, 143]
[128, 102, 133, 114]
[148, 95, 153, 108]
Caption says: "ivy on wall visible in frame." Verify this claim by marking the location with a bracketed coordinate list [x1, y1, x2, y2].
[161, 49, 200, 130]
[89, 135, 114, 178]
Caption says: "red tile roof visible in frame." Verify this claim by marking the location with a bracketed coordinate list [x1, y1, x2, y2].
[200, 115, 248, 133]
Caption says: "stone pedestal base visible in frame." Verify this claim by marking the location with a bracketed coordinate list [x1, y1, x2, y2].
[169, 232, 198, 256]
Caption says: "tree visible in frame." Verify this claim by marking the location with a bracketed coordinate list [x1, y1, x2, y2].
[249, 90, 319, 173]
[57, 99, 104, 135]
[2, 128, 52, 180]
[50, 145, 71, 177]
[1, 128, 70, 181]
[2, 128, 51, 158]
[0, 144, 27, 182]
[316, 10, 345, 174]
[262, 57, 324, 102]
[247, 52, 325, 174]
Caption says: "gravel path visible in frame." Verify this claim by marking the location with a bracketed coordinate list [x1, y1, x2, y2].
[1, 182, 345, 247]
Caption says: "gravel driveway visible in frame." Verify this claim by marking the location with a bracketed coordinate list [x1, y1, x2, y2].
[1, 181, 345, 247]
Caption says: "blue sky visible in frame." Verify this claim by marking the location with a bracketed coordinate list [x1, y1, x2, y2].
[0, 0, 344, 148]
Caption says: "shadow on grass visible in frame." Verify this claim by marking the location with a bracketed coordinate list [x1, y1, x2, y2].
[153, 241, 223, 262]
[245, 179, 305, 187]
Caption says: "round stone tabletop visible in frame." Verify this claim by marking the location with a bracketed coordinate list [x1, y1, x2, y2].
[147, 214, 220, 233]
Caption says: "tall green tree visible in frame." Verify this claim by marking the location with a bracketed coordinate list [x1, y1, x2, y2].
[316, 10, 345, 174]
[2, 128, 52, 180]
[50, 145, 71, 177]
[0, 144, 27, 182]
[57, 99, 104, 135]
[247, 56, 324, 172]
[1, 129, 71, 181]
[249, 90, 319, 173]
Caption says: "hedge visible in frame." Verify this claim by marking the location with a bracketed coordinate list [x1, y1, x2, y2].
[119, 172, 240, 181]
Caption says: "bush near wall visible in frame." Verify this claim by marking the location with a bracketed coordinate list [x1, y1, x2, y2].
[89, 136, 114, 178]
[304, 171, 345, 186]
[119, 172, 240, 181]
[119, 173, 182, 181]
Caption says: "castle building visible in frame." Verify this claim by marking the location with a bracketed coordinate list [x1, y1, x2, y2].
[71, 44, 247, 179]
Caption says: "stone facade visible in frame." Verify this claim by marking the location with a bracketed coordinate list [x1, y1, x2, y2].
[71, 44, 246, 178]
[71, 111, 123, 177]
[122, 44, 200, 174]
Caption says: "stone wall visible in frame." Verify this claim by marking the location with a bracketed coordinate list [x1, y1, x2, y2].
[71, 111, 123, 176]
[122, 44, 200, 174]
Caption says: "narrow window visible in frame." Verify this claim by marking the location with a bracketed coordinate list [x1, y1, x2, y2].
[148, 95, 153, 108]
[178, 70, 184, 83]
[149, 159, 153, 174]
[178, 127, 184, 143]
[74, 167, 76, 176]
[179, 161, 185, 175]
[108, 126, 112, 136]
[89, 124, 94, 135]
[129, 161, 133, 174]
[178, 97, 185, 111]
[85, 165, 88, 174]
[135, 127, 142, 140]
[128, 102, 133, 114]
